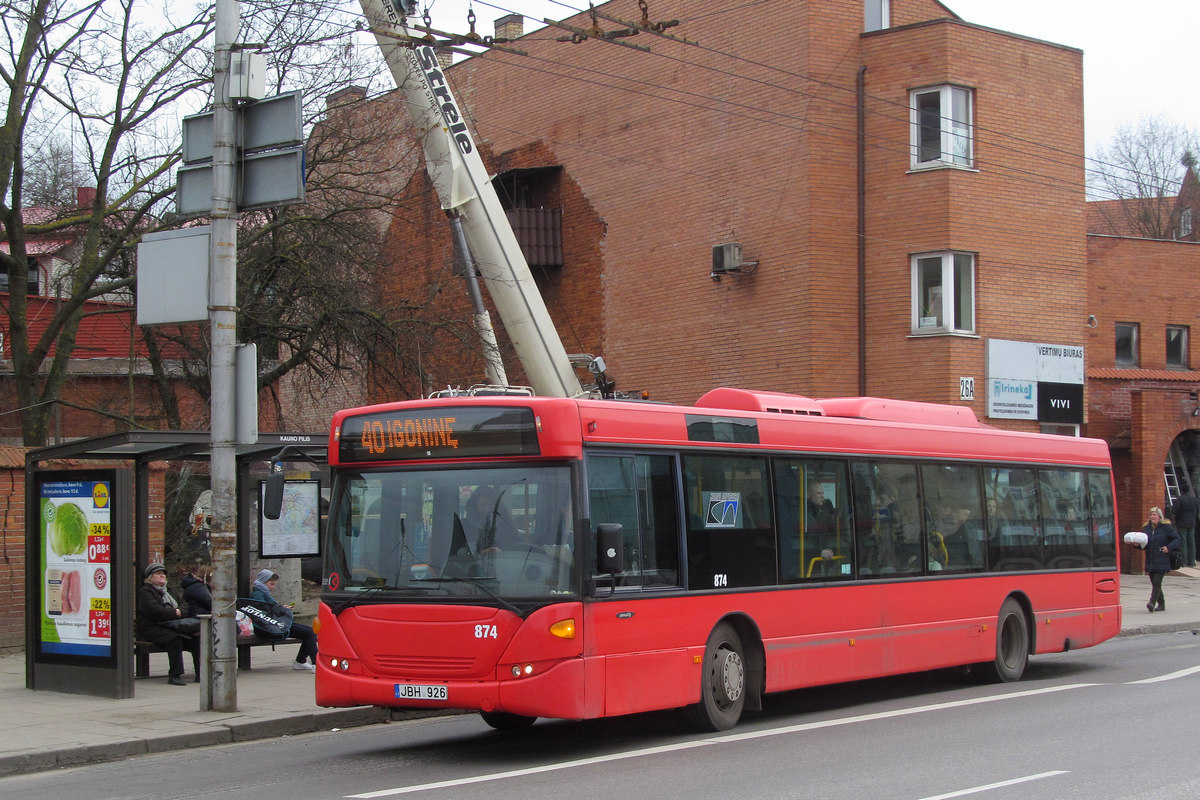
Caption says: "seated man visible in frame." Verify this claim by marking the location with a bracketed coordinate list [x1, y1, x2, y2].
[136, 563, 199, 685]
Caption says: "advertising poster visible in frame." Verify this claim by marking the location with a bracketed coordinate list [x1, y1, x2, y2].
[39, 480, 112, 657]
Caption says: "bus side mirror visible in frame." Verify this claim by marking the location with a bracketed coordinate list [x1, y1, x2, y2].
[263, 469, 285, 520]
[596, 523, 623, 574]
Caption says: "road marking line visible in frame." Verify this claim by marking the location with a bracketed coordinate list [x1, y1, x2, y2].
[346, 684, 1095, 798]
[346, 741, 718, 797]
[1126, 664, 1200, 684]
[707, 684, 1096, 745]
[917, 770, 1069, 799]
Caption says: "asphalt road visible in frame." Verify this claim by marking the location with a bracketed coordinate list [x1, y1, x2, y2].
[5, 631, 1199, 800]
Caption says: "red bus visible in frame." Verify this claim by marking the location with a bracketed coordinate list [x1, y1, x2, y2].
[312, 388, 1119, 730]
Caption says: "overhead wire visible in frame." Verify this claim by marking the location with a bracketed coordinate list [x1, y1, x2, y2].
[428, 21, 1100, 241]
[332, 0, 1186, 231]
[321, 0, 1181, 380]
[451, 0, 1188, 198]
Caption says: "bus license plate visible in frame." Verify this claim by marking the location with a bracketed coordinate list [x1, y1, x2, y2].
[395, 683, 447, 701]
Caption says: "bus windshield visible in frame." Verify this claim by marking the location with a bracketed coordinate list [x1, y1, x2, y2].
[324, 465, 576, 603]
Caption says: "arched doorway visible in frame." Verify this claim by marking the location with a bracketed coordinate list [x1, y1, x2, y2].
[1166, 429, 1200, 505]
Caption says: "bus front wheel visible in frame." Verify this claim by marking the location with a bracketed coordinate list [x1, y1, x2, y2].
[684, 622, 746, 731]
[979, 598, 1029, 683]
[480, 711, 536, 730]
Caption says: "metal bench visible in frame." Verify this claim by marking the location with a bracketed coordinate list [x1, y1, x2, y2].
[134, 634, 301, 677]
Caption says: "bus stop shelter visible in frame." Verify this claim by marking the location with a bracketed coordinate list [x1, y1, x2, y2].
[25, 431, 326, 699]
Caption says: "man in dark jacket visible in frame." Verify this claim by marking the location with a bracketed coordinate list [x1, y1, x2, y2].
[136, 564, 199, 685]
[1171, 487, 1199, 568]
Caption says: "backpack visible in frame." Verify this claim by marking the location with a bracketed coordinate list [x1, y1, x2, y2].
[235, 598, 293, 640]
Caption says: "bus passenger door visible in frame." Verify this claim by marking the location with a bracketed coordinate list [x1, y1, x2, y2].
[586, 453, 693, 716]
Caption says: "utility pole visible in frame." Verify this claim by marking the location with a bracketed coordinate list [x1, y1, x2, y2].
[208, 0, 240, 711]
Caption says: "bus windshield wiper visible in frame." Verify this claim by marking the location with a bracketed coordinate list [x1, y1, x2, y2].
[414, 576, 524, 617]
[327, 584, 399, 613]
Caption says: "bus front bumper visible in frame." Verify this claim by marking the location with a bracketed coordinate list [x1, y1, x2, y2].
[315, 656, 590, 720]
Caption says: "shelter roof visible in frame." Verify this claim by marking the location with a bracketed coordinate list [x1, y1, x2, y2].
[25, 430, 327, 467]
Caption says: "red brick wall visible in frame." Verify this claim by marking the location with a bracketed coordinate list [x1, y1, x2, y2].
[861, 20, 1085, 418]
[1086, 235, 1200, 570]
[370, 1, 1088, 409]
[0, 466, 26, 652]
[0, 371, 219, 444]
[1087, 236, 1200, 370]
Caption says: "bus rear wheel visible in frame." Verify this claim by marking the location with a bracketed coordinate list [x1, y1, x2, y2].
[684, 622, 745, 731]
[979, 598, 1029, 683]
[480, 711, 536, 730]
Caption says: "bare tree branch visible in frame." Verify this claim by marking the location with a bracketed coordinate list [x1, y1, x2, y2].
[1088, 115, 1200, 238]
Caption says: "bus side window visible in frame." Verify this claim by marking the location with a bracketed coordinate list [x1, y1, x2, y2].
[1088, 472, 1117, 568]
[920, 464, 985, 574]
[986, 467, 1041, 571]
[586, 454, 680, 589]
[1040, 469, 1089, 569]
[852, 461, 920, 575]
[774, 459, 852, 582]
[682, 454, 775, 589]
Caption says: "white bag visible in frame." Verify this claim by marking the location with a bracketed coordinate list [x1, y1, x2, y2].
[1123, 531, 1148, 547]
[235, 610, 254, 637]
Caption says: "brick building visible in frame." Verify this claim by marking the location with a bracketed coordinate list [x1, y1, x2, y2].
[334, 1, 1200, 562]
[1086, 167, 1200, 562]
[361, 1, 1086, 413]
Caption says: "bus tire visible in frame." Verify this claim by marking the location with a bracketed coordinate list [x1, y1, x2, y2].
[480, 711, 536, 730]
[684, 622, 746, 731]
[980, 598, 1029, 683]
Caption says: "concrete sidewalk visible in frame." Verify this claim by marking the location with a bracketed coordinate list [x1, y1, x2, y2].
[2, 571, 1199, 778]
[0, 643, 394, 777]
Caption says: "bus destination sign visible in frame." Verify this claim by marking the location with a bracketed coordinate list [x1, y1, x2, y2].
[338, 406, 541, 463]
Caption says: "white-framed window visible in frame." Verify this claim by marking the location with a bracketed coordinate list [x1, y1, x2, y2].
[0, 257, 40, 296]
[910, 85, 973, 168]
[911, 252, 975, 334]
[1168, 325, 1189, 369]
[1114, 322, 1139, 367]
[864, 0, 889, 32]
[1039, 423, 1080, 437]
[1180, 207, 1193, 238]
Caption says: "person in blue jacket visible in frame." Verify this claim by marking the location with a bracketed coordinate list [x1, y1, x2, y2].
[250, 569, 318, 671]
[1140, 507, 1181, 613]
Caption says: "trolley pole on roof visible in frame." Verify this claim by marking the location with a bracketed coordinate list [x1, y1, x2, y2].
[208, 0, 240, 712]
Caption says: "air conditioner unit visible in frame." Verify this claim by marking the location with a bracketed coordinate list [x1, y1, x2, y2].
[712, 242, 743, 274]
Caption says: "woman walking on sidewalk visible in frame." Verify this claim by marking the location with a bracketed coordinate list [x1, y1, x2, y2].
[1141, 507, 1181, 613]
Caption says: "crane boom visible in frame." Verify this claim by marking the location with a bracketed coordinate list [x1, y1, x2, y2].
[358, 0, 584, 398]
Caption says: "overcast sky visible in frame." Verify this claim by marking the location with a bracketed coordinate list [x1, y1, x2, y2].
[417, 0, 1198, 158]
[944, 0, 1199, 156]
